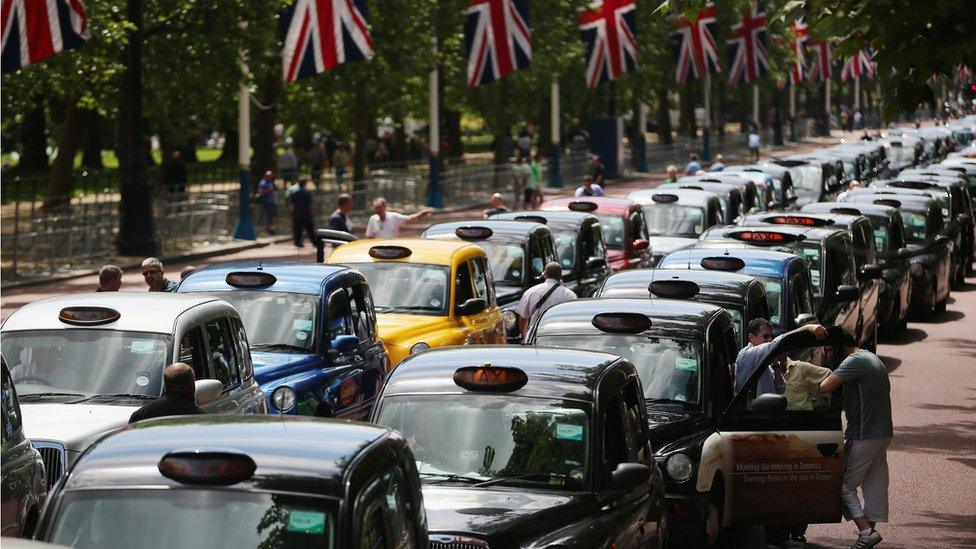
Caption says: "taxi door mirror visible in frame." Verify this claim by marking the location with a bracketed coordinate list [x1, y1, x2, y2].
[933, 234, 951, 247]
[457, 298, 487, 317]
[331, 334, 360, 353]
[194, 379, 223, 405]
[794, 313, 817, 327]
[896, 247, 911, 258]
[610, 462, 651, 489]
[748, 393, 788, 413]
[586, 257, 608, 270]
[835, 285, 860, 303]
[632, 239, 650, 251]
[859, 264, 883, 280]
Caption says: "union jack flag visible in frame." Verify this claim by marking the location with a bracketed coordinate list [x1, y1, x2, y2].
[726, 6, 768, 87]
[807, 39, 832, 83]
[1, 0, 89, 74]
[841, 48, 875, 81]
[578, 0, 637, 89]
[464, 0, 531, 87]
[787, 19, 808, 86]
[672, 2, 721, 85]
[281, 0, 374, 84]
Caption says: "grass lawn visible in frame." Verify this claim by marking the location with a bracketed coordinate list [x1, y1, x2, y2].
[1, 147, 225, 171]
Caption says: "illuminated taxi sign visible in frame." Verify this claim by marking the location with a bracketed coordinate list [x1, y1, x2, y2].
[830, 207, 862, 216]
[873, 199, 901, 208]
[58, 306, 121, 326]
[567, 201, 599, 212]
[764, 215, 831, 227]
[700, 256, 746, 272]
[454, 226, 494, 241]
[514, 215, 548, 225]
[728, 231, 801, 245]
[368, 245, 413, 260]
[591, 312, 652, 334]
[648, 280, 700, 299]
[453, 365, 528, 393]
[158, 451, 256, 486]
[225, 271, 277, 288]
[651, 193, 680, 203]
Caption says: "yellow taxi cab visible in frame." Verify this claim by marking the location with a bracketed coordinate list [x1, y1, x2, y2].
[326, 239, 506, 366]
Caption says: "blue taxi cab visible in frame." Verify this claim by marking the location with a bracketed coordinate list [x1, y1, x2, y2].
[178, 261, 388, 418]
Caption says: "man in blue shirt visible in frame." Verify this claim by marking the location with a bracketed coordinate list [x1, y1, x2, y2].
[257, 170, 278, 235]
[289, 178, 315, 247]
[328, 193, 354, 233]
[684, 153, 702, 175]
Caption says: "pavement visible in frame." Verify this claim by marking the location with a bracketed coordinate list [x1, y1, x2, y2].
[3, 129, 973, 547]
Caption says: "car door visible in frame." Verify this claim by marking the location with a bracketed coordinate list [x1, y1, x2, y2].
[717, 335, 844, 527]
[202, 316, 245, 414]
[324, 287, 373, 420]
[345, 282, 387, 418]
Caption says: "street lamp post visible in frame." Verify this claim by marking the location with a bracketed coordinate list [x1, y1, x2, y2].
[427, 37, 443, 208]
[233, 69, 255, 240]
[549, 80, 563, 187]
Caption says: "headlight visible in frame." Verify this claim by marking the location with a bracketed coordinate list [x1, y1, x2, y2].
[410, 342, 430, 355]
[909, 262, 925, 278]
[666, 453, 695, 482]
[271, 387, 296, 411]
[503, 310, 518, 331]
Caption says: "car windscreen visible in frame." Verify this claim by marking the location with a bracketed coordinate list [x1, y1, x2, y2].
[552, 229, 577, 269]
[376, 395, 589, 490]
[901, 211, 929, 242]
[791, 165, 823, 192]
[642, 204, 706, 237]
[49, 489, 338, 549]
[596, 214, 626, 249]
[2, 330, 171, 399]
[756, 277, 785, 328]
[349, 263, 449, 315]
[480, 242, 528, 285]
[534, 334, 703, 405]
[208, 291, 318, 351]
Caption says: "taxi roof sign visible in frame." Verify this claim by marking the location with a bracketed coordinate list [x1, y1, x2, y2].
[58, 306, 121, 326]
[651, 193, 680, 203]
[454, 226, 494, 240]
[873, 199, 902, 208]
[368, 245, 413, 260]
[225, 271, 277, 288]
[591, 312, 652, 334]
[567, 201, 599, 212]
[648, 279, 700, 299]
[700, 256, 746, 272]
[158, 450, 256, 486]
[727, 231, 802, 245]
[453, 365, 528, 393]
[764, 215, 832, 227]
[514, 215, 548, 225]
[830, 207, 863, 216]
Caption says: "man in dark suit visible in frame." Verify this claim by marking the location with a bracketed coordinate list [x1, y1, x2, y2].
[129, 362, 205, 423]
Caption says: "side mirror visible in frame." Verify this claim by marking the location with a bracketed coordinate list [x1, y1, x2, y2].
[859, 264, 883, 280]
[794, 313, 817, 327]
[896, 247, 911, 258]
[632, 239, 651, 251]
[610, 462, 651, 489]
[456, 298, 488, 316]
[934, 234, 951, 246]
[748, 393, 788, 413]
[586, 257, 609, 270]
[194, 379, 223, 406]
[835, 285, 860, 303]
[331, 334, 360, 353]
[957, 213, 969, 223]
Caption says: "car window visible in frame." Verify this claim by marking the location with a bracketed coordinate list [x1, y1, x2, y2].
[621, 379, 651, 465]
[382, 467, 417, 549]
[1, 366, 22, 441]
[455, 261, 475, 304]
[602, 395, 630, 473]
[851, 223, 870, 269]
[347, 284, 373, 341]
[204, 318, 241, 389]
[470, 259, 490, 302]
[592, 225, 608, 259]
[477, 257, 497, 306]
[179, 327, 210, 382]
[529, 239, 546, 278]
[360, 503, 386, 549]
[327, 290, 354, 340]
[230, 317, 253, 380]
[827, 239, 855, 288]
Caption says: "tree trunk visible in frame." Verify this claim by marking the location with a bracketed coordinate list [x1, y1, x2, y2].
[20, 95, 48, 171]
[180, 136, 198, 163]
[680, 85, 697, 141]
[656, 88, 673, 145]
[81, 109, 104, 168]
[220, 125, 239, 164]
[45, 101, 87, 209]
[251, 67, 279, 182]
[352, 80, 369, 184]
[392, 113, 407, 162]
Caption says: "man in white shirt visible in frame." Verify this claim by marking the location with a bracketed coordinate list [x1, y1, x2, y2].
[364, 197, 432, 238]
[515, 262, 577, 338]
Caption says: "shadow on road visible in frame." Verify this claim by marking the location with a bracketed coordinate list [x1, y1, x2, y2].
[900, 512, 976, 548]
[935, 337, 976, 358]
[883, 327, 928, 345]
[879, 356, 902, 373]
[918, 309, 966, 324]
[893, 420, 976, 455]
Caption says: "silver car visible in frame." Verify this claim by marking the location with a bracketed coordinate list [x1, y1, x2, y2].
[0, 293, 267, 489]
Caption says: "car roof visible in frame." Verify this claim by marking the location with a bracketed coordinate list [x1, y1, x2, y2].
[843, 192, 938, 212]
[739, 211, 866, 229]
[326, 238, 481, 266]
[670, 181, 739, 196]
[701, 223, 842, 244]
[801, 202, 898, 219]
[380, 345, 624, 402]
[542, 196, 638, 215]
[600, 269, 760, 304]
[178, 261, 351, 295]
[490, 210, 597, 230]
[660, 248, 802, 279]
[65, 415, 400, 494]
[628, 188, 718, 207]
[423, 220, 548, 242]
[1, 292, 224, 334]
[534, 298, 724, 342]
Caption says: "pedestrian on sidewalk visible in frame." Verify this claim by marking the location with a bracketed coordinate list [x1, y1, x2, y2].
[515, 261, 576, 339]
[591, 155, 606, 187]
[277, 147, 299, 184]
[290, 178, 316, 248]
[529, 153, 545, 209]
[514, 157, 533, 208]
[709, 154, 726, 172]
[257, 170, 278, 234]
[364, 197, 432, 239]
[328, 193, 354, 233]
[684, 153, 702, 176]
[663, 165, 680, 184]
[333, 143, 351, 189]
[307, 142, 327, 185]
[517, 126, 533, 160]
[819, 331, 892, 549]
[161, 151, 187, 195]
[96, 265, 123, 292]
[484, 193, 509, 218]
[575, 175, 605, 197]
[748, 130, 762, 162]
[141, 257, 177, 293]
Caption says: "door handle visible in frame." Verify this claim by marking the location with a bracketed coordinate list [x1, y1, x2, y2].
[817, 443, 839, 457]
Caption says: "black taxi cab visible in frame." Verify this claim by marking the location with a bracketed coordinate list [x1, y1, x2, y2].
[626, 188, 724, 267]
[679, 175, 759, 213]
[526, 300, 846, 546]
[664, 180, 745, 224]
[772, 157, 842, 206]
[595, 269, 770, 346]
[33, 416, 427, 549]
[488, 210, 612, 297]
[801, 202, 912, 333]
[698, 225, 881, 351]
[421, 220, 558, 342]
[540, 197, 653, 271]
[1, 359, 46, 538]
[726, 164, 798, 210]
[371, 346, 667, 549]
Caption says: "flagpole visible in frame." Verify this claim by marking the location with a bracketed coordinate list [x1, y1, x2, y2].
[789, 83, 797, 141]
[824, 75, 832, 134]
[753, 84, 760, 128]
[703, 72, 712, 161]
[427, 36, 443, 208]
[232, 25, 255, 241]
[549, 80, 563, 187]
[854, 76, 861, 112]
[636, 102, 649, 172]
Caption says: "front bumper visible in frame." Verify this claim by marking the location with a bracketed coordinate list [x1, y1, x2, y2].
[661, 490, 711, 546]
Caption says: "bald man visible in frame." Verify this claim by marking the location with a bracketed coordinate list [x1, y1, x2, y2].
[128, 362, 205, 423]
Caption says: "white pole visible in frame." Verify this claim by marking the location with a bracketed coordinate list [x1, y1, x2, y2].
[789, 84, 796, 118]
[753, 84, 760, 127]
[854, 76, 861, 111]
[550, 80, 560, 147]
[638, 102, 648, 139]
[238, 79, 250, 169]
[825, 76, 831, 131]
[429, 37, 439, 159]
[704, 73, 712, 132]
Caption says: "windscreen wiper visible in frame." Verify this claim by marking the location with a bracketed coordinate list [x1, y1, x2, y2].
[473, 472, 555, 488]
[73, 393, 155, 403]
[19, 392, 85, 400]
[251, 343, 309, 352]
[418, 472, 486, 484]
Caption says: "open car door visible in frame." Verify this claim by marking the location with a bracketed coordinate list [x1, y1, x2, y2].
[717, 327, 844, 527]
[316, 229, 358, 262]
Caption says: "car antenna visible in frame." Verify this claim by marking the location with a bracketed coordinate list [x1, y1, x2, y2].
[257, 261, 263, 271]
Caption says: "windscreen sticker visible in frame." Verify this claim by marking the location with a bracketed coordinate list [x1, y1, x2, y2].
[801, 248, 819, 258]
[287, 510, 326, 535]
[874, 230, 887, 249]
[293, 319, 313, 331]
[810, 270, 822, 286]
[135, 375, 150, 387]
[296, 332, 308, 341]
[675, 357, 698, 372]
[555, 423, 584, 441]
[130, 340, 157, 354]
[764, 281, 781, 294]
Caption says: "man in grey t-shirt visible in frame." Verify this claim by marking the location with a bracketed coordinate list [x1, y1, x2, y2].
[820, 331, 892, 549]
